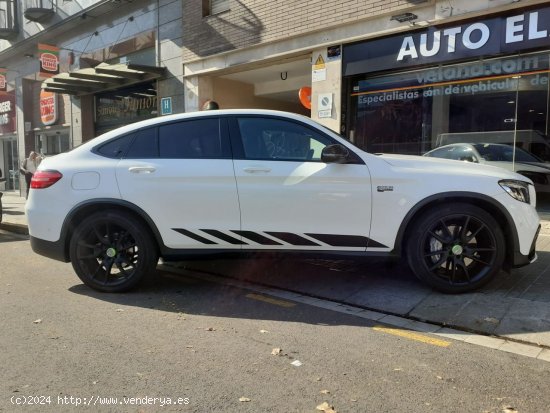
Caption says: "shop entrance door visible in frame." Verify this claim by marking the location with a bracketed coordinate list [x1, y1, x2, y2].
[4, 138, 19, 191]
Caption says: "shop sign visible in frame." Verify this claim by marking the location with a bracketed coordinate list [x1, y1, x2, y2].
[0, 68, 7, 93]
[160, 97, 172, 115]
[95, 83, 157, 132]
[40, 90, 58, 126]
[0, 93, 16, 133]
[343, 5, 550, 76]
[38, 43, 60, 78]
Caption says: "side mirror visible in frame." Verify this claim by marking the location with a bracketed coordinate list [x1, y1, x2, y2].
[321, 144, 350, 164]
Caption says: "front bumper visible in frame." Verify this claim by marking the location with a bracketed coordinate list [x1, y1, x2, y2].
[512, 224, 540, 268]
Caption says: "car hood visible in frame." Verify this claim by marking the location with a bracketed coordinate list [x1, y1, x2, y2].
[377, 153, 528, 181]
[488, 161, 550, 173]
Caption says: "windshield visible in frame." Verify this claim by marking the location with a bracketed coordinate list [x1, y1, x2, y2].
[472, 144, 542, 163]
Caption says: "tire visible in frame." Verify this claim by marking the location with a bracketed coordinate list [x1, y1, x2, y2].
[406, 203, 505, 293]
[69, 210, 158, 292]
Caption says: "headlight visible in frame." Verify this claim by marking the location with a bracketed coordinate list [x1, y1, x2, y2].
[499, 180, 531, 204]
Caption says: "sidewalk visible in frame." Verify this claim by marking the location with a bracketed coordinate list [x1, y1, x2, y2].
[0, 191, 28, 235]
[2, 190, 550, 350]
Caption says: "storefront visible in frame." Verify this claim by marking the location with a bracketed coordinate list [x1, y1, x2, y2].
[0, 91, 18, 190]
[94, 82, 158, 136]
[343, 5, 550, 162]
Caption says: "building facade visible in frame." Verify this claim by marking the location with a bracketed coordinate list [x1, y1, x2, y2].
[0, 0, 183, 195]
[183, 0, 550, 199]
[2, 0, 550, 201]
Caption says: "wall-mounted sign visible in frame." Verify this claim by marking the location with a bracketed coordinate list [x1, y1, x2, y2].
[343, 5, 550, 76]
[40, 90, 58, 126]
[312, 54, 327, 82]
[38, 43, 60, 78]
[0, 68, 7, 93]
[318, 93, 333, 118]
[161, 97, 172, 115]
[327, 45, 341, 61]
[0, 92, 16, 134]
[95, 82, 157, 135]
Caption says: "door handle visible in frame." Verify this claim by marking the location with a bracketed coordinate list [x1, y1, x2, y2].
[243, 167, 271, 173]
[128, 166, 156, 173]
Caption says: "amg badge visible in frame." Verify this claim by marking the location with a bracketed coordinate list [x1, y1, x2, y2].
[377, 185, 394, 192]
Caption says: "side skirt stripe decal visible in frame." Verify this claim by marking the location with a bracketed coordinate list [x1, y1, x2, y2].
[366, 239, 389, 249]
[172, 228, 217, 245]
[231, 230, 283, 245]
[172, 229, 389, 249]
[200, 229, 248, 245]
[305, 233, 368, 247]
[265, 232, 320, 246]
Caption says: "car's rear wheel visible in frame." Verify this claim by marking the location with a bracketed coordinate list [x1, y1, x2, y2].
[69, 210, 158, 292]
[406, 203, 505, 293]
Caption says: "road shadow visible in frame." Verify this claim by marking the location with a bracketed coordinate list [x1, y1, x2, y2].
[68, 270, 378, 329]
[0, 231, 28, 243]
[68, 249, 550, 342]
[1, 207, 25, 216]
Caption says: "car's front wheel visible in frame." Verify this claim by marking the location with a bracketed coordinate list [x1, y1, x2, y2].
[69, 210, 158, 292]
[406, 203, 505, 293]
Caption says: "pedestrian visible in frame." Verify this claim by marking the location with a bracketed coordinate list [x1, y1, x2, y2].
[20, 151, 43, 199]
[201, 100, 219, 110]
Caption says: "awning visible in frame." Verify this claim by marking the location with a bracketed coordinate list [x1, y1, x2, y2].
[41, 62, 166, 96]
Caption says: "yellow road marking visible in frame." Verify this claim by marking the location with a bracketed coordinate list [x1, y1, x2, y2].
[373, 325, 451, 348]
[245, 293, 296, 308]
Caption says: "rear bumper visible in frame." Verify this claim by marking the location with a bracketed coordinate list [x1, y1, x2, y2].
[30, 236, 69, 262]
[512, 224, 540, 268]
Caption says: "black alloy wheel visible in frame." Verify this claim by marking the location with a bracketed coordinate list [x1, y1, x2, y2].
[406, 204, 505, 293]
[69, 210, 158, 292]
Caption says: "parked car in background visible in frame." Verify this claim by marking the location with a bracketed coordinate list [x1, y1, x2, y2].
[26, 110, 540, 294]
[423, 143, 550, 194]
[436, 130, 550, 162]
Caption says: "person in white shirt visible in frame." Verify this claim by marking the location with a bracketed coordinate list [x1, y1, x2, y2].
[20, 151, 43, 199]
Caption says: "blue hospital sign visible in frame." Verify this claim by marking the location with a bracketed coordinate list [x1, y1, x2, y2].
[161, 97, 172, 115]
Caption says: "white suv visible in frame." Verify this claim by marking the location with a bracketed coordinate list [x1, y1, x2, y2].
[26, 110, 540, 293]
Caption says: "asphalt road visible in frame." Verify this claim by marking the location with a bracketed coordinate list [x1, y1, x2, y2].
[1, 231, 550, 413]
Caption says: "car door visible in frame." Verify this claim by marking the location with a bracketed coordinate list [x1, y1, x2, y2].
[115, 117, 242, 249]
[230, 115, 372, 252]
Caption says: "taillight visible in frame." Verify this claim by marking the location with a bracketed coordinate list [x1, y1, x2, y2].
[31, 170, 63, 189]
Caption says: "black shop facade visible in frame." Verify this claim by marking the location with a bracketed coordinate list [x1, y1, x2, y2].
[342, 5, 550, 162]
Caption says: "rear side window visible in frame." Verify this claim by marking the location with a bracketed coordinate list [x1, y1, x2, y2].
[158, 118, 228, 159]
[125, 128, 158, 158]
[95, 134, 134, 159]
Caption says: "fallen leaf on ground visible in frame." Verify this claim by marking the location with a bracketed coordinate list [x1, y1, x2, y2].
[205, 327, 215, 331]
[316, 401, 337, 412]
[271, 348, 282, 356]
[260, 329, 269, 334]
[502, 407, 518, 413]
[320, 389, 330, 394]
[290, 360, 302, 367]
[33, 319, 42, 324]
[239, 397, 251, 402]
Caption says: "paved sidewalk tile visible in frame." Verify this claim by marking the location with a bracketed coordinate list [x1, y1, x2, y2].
[498, 341, 543, 358]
